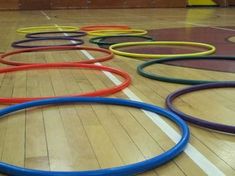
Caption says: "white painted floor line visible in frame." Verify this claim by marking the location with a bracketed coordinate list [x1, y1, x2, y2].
[181, 21, 235, 32]
[80, 50, 225, 176]
[41, 11, 225, 176]
[40, 11, 51, 20]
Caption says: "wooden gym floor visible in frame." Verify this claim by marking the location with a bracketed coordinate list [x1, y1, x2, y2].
[0, 8, 235, 176]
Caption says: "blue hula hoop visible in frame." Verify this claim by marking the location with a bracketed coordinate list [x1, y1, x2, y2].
[0, 97, 190, 176]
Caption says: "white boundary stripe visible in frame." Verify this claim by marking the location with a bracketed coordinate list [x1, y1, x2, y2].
[41, 11, 225, 176]
[80, 50, 225, 176]
[181, 21, 235, 32]
[40, 11, 51, 20]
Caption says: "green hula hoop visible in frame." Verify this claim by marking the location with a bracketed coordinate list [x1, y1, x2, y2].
[137, 56, 235, 85]
[109, 41, 216, 59]
[89, 35, 154, 45]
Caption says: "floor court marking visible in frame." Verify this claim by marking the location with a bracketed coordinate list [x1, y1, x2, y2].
[181, 21, 235, 32]
[40, 11, 226, 176]
[40, 11, 51, 20]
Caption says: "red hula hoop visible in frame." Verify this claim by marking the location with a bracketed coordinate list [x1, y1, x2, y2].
[0, 63, 131, 104]
[0, 46, 113, 66]
[80, 25, 130, 32]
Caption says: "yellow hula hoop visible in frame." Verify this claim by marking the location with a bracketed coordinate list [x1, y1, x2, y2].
[88, 29, 148, 36]
[109, 41, 216, 59]
[17, 25, 79, 34]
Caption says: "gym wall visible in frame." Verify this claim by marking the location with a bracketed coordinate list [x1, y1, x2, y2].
[0, 0, 187, 10]
[188, 0, 235, 6]
[0, 0, 234, 10]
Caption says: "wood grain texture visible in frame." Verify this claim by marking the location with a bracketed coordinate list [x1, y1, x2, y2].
[0, 8, 234, 176]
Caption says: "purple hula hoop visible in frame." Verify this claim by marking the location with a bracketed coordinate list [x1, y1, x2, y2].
[26, 31, 87, 38]
[12, 37, 84, 48]
[166, 82, 235, 134]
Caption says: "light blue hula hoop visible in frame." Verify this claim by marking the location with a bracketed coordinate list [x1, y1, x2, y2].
[0, 97, 190, 176]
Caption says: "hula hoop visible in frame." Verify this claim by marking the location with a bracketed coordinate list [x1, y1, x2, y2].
[88, 29, 148, 36]
[89, 35, 154, 45]
[0, 46, 113, 66]
[109, 41, 215, 59]
[0, 63, 131, 104]
[166, 82, 235, 134]
[80, 25, 130, 31]
[0, 97, 189, 176]
[17, 26, 79, 34]
[26, 31, 87, 39]
[11, 38, 84, 48]
[137, 56, 235, 85]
